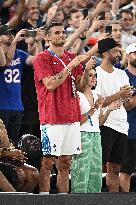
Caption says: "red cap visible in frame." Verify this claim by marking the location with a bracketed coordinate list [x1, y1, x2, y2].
[87, 37, 97, 46]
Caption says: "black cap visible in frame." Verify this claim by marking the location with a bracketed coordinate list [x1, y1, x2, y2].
[98, 38, 120, 53]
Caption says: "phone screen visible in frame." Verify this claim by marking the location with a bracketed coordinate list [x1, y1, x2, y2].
[105, 26, 112, 34]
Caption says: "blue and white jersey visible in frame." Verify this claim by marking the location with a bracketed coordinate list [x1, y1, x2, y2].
[0, 49, 29, 111]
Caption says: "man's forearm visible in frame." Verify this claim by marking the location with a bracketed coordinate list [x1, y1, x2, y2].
[35, 40, 43, 55]
[76, 73, 87, 92]
[8, 0, 26, 29]
[0, 46, 6, 66]
[102, 92, 121, 107]
[5, 41, 17, 65]
[99, 107, 111, 126]
[40, 0, 54, 14]
[42, 67, 70, 91]
[42, 60, 77, 91]
[26, 41, 43, 65]
[64, 23, 88, 51]
[80, 43, 98, 65]
[111, 0, 120, 15]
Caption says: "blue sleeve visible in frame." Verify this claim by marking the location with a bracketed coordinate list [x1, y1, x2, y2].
[17, 49, 29, 64]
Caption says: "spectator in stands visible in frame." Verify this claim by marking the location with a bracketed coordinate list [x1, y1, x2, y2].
[71, 58, 122, 193]
[119, 0, 136, 18]
[17, 0, 42, 31]
[46, 5, 65, 26]
[16, 0, 43, 51]
[111, 21, 122, 45]
[120, 43, 136, 192]
[110, 21, 125, 70]
[67, 9, 84, 31]
[95, 38, 133, 192]
[119, 9, 136, 49]
[0, 28, 42, 147]
[33, 21, 99, 194]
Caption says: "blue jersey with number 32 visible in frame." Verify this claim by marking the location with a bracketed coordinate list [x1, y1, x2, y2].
[0, 49, 29, 111]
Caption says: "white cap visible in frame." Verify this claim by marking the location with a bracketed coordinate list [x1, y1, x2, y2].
[126, 43, 136, 55]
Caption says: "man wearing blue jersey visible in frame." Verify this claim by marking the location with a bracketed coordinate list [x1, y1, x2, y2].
[120, 43, 136, 192]
[0, 29, 42, 147]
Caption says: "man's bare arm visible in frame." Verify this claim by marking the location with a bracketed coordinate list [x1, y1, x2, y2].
[5, 29, 26, 65]
[42, 55, 88, 91]
[3, 0, 16, 8]
[64, 17, 90, 51]
[25, 39, 43, 65]
[102, 86, 134, 108]
[0, 46, 6, 66]
[76, 57, 96, 92]
[8, 0, 26, 29]
[40, 0, 54, 15]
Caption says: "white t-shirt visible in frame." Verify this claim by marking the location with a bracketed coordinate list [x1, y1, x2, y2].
[95, 66, 129, 135]
[122, 32, 136, 50]
[78, 91, 100, 133]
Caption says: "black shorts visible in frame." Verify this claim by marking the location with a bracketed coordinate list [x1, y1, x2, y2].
[100, 126, 127, 165]
[121, 139, 136, 174]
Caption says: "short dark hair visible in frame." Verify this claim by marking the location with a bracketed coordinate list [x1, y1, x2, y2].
[120, 9, 133, 18]
[44, 22, 63, 34]
[69, 9, 83, 19]
[109, 21, 122, 29]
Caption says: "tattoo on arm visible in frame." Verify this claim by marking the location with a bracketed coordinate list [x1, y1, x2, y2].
[52, 71, 64, 81]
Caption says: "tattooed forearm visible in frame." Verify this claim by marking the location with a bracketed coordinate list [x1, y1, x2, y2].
[43, 68, 70, 91]
[52, 71, 64, 81]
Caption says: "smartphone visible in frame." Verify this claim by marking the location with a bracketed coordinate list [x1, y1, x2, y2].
[99, 12, 105, 20]
[82, 8, 88, 18]
[105, 25, 112, 34]
[0, 24, 9, 35]
[25, 29, 36, 38]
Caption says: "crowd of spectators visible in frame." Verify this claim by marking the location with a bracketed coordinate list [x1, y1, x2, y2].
[0, 0, 136, 194]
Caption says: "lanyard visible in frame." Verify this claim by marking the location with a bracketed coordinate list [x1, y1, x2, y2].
[47, 48, 77, 98]
[47, 48, 75, 79]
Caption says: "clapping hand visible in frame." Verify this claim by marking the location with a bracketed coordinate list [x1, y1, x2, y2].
[94, 97, 105, 110]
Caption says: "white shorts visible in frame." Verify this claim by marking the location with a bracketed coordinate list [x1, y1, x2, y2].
[40, 122, 82, 156]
